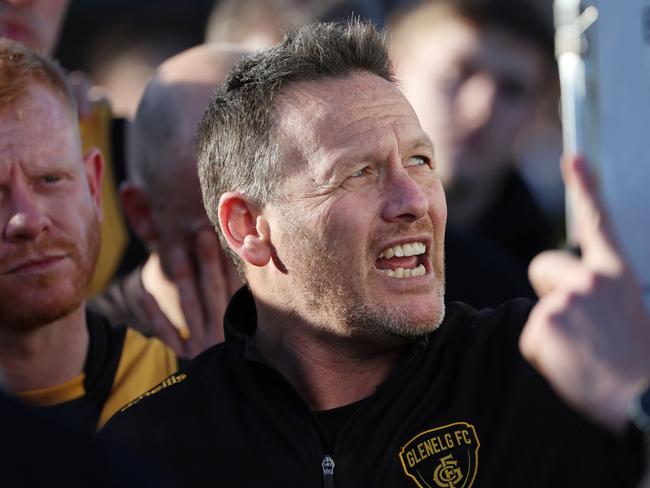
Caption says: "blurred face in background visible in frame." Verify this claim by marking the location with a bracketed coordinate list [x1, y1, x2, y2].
[394, 13, 545, 200]
[146, 155, 213, 280]
[126, 84, 217, 280]
[0, 0, 70, 54]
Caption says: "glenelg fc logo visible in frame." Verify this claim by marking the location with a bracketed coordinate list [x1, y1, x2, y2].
[398, 422, 480, 488]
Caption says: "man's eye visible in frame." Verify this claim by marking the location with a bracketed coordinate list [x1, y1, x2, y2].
[406, 156, 430, 168]
[351, 166, 371, 178]
[42, 174, 61, 183]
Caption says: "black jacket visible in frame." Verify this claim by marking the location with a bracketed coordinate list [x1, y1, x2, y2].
[101, 288, 641, 487]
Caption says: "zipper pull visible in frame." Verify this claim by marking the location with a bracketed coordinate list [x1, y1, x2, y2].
[322, 454, 335, 488]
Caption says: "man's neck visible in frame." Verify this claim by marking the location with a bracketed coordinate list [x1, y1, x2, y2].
[0, 306, 89, 392]
[254, 300, 405, 412]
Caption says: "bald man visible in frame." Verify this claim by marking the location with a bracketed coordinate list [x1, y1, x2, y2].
[90, 44, 244, 358]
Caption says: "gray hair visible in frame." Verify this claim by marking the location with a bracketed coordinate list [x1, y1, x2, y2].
[197, 19, 394, 270]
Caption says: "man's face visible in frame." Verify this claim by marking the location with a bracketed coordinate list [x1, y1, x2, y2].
[0, 83, 101, 330]
[149, 157, 213, 278]
[0, 0, 69, 54]
[395, 16, 545, 194]
[264, 73, 447, 341]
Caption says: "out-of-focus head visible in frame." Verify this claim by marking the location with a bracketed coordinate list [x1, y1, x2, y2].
[390, 0, 553, 215]
[124, 43, 248, 278]
[199, 21, 447, 341]
[205, 0, 346, 50]
[0, 0, 70, 54]
[0, 39, 102, 330]
[87, 28, 198, 120]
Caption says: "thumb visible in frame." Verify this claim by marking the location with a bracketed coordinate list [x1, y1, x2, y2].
[528, 250, 585, 298]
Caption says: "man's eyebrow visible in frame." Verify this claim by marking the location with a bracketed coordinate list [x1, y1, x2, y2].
[407, 135, 435, 155]
[317, 152, 358, 183]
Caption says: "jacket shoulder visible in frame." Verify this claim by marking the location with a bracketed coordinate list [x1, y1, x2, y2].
[100, 343, 227, 433]
[443, 298, 534, 338]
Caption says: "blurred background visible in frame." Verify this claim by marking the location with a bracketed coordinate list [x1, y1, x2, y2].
[55, 0, 554, 118]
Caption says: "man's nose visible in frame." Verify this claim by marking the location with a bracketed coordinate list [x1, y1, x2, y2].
[381, 168, 429, 223]
[3, 188, 49, 242]
[455, 73, 497, 132]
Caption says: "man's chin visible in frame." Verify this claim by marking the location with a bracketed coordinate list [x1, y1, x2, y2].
[2, 302, 83, 332]
[0, 285, 86, 332]
[346, 299, 446, 343]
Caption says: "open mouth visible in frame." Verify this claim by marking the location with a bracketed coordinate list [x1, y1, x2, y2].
[375, 241, 428, 278]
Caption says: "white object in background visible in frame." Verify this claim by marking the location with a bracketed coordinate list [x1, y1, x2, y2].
[555, 0, 650, 308]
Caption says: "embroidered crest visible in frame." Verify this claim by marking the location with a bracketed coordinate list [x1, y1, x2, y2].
[398, 422, 480, 488]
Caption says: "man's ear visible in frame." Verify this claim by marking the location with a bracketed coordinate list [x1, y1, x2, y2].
[83, 147, 104, 221]
[219, 192, 272, 267]
[120, 181, 157, 246]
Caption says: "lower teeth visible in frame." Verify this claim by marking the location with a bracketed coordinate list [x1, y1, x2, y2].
[379, 264, 426, 278]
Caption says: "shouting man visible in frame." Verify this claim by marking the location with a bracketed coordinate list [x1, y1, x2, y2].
[101, 21, 650, 487]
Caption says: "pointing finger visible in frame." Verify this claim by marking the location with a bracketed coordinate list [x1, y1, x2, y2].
[563, 155, 622, 272]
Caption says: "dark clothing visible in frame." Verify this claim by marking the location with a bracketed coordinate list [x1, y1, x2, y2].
[0, 390, 166, 487]
[445, 227, 537, 308]
[101, 288, 641, 487]
[479, 169, 556, 262]
[445, 170, 555, 309]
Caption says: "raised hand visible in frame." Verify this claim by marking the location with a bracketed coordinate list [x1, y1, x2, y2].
[520, 155, 650, 432]
[138, 227, 241, 359]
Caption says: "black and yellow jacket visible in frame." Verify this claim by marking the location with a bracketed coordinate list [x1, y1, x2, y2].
[101, 288, 642, 487]
[16, 310, 178, 435]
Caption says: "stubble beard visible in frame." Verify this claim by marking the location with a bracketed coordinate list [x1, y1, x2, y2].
[279, 218, 446, 344]
[0, 218, 100, 332]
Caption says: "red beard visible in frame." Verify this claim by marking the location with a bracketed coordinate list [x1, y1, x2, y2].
[0, 218, 100, 331]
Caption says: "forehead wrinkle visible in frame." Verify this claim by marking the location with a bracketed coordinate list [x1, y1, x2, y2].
[311, 103, 417, 179]
[319, 110, 415, 152]
[276, 74, 426, 185]
[314, 112, 428, 182]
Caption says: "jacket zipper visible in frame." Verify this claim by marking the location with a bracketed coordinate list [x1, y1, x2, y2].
[322, 454, 335, 488]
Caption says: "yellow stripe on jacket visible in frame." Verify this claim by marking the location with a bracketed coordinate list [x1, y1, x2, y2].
[98, 328, 178, 429]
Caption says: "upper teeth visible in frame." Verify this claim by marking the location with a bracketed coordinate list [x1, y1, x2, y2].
[379, 242, 426, 259]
